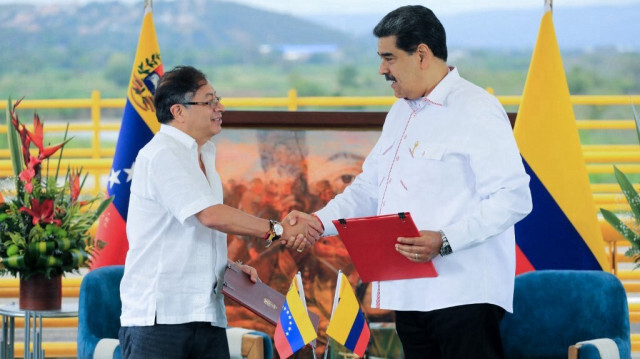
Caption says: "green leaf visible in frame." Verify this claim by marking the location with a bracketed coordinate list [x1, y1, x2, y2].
[600, 208, 640, 246]
[94, 196, 114, 220]
[6, 98, 24, 177]
[613, 165, 640, 224]
[632, 102, 640, 145]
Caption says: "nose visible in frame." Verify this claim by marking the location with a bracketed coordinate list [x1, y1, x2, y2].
[379, 60, 388, 75]
[216, 102, 225, 112]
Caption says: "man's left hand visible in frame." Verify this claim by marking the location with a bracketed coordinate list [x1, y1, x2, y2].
[396, 230, 442, 262]
[239, 264, 260, 283]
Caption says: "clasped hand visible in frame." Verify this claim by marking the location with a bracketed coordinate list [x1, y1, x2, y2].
[279, 210, 323, 252]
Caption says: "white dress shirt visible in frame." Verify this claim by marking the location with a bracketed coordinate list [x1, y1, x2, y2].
[315, 67, 532, 313]
[120, 125, 227, 327]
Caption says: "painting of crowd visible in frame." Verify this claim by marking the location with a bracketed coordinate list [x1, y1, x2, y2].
[216, 129, 389, 354]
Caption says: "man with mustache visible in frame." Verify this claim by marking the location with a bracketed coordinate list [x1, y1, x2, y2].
[118, 66, 321, 359]
[288, 6, 532, 359]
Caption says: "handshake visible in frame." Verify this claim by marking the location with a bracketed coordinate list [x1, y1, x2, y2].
[277, 211, 323, 253]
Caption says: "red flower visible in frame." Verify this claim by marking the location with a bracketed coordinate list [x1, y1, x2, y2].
[19, 198, 61, 226]
[27, 113, 70, 162]
[19, 166, 35, 193]
[19, 166, 35, 184]
[70, 170, 81, 203]
[10, 103, 69, 170]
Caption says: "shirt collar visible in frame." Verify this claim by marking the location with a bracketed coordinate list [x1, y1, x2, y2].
[159, 124, 198, 150]
[405, 66, 459, 112]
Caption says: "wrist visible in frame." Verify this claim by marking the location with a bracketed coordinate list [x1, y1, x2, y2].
[263, 219, 283, 247]
[311, 213, 324, 232]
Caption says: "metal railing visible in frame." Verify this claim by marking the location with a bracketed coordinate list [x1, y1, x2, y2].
[1, 91, 640, 195]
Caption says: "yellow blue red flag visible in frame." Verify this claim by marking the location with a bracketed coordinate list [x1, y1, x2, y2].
[92, 3, 163, 268]
[274, 278, 317, 358]
[513, 6, 608, 272]
[326, 273, 370, 357]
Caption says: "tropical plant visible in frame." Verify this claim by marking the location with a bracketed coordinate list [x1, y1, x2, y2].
[0, 98, 112, 279]
[600, 103, 640, 267]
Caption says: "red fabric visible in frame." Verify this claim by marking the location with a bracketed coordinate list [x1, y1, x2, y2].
[90, 204, 128, 269]
[515, 244, 535, 275]
[274, 319, 294, 359]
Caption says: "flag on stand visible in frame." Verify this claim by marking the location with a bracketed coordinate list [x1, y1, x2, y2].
[274, 278, 317, 359]
[513, 5, 608, 273]
[326, 273, 370, 358]
[91, 1, 163, 268]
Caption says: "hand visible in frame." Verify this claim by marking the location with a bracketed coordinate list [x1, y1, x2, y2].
[239, 264, 260, 283]
[281, 211, 323, 252]
[395, 230, 442, 262]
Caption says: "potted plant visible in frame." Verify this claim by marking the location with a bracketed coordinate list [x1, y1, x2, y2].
[600, 104, 640, 267]
[0, 98, 112, 310]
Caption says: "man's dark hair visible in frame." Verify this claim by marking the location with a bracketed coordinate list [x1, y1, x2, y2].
[373, 5, 447, 61]
[154, 65, 208, 124]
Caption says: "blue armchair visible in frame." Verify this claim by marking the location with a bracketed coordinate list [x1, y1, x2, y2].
[77, 265, 273, 359]
[77, 265, 124, 359]
[500, 270, 630, 359]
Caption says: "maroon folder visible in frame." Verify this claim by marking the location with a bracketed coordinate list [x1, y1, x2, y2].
[222, 262, 320, 330]
[332, 212, 438, 282]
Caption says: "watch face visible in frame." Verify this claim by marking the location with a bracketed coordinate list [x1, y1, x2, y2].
[274, 222, 284, 236]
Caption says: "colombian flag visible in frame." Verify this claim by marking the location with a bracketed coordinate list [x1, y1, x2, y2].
[91, 3, 163, 268]
[274, 278, 317, 359]
[513, 6, 608, 273]
[326, 273, 370, 357]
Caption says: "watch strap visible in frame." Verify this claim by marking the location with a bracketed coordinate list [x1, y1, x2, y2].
[439, 230, 452, 256]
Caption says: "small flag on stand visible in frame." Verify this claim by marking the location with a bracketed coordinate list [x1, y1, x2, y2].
[274, 277, 317, 359]
[326, 272, 370, 358]
[91, 0, 163, 268]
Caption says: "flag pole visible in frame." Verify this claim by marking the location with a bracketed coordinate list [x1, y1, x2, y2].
[322, 270, 343, 359]
[296, 272, 317, 359]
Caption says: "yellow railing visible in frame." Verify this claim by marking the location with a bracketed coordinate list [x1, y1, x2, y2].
[1, 91, 640, 196]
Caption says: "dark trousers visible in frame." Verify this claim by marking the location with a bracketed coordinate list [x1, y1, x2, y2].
[395, 304, 505, 359]
[119, 322, 230, 359]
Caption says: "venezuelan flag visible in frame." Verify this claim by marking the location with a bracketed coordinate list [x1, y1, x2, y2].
[92, 2, 163, 268]
[274, 278, 317, 359]
[513, 6, 608, 273]
[327, 273, 370, 357]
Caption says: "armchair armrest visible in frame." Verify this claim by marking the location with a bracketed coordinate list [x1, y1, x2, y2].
[93, 338, 121, 359]
[568, 338, 620, 359]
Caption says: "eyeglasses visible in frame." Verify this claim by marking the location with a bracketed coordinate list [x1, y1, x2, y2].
[182, 96, 222, 109]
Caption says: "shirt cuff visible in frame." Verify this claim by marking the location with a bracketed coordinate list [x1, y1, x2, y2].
[177, 196, 219, 225]
[313, 210, 338, 237]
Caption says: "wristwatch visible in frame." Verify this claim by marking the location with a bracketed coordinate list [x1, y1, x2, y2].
[264, 220, 284, 247]
[439, 230, 453, 256]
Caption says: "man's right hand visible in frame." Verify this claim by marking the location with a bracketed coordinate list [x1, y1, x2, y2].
[281, 211, 323, 252]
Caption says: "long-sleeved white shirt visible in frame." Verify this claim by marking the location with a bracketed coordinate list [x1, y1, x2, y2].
[315, 67, 532, 313]
[120, 125, 227, 327]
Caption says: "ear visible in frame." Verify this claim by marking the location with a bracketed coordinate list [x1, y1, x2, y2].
[169, 103, 185, 123]
[416, 44, 432, 68]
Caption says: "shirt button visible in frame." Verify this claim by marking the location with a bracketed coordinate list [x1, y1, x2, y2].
[388, 178, 392, 183]
[396, 156, 400, 161]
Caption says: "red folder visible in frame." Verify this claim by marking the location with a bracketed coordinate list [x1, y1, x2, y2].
[332, 212, 438, 282]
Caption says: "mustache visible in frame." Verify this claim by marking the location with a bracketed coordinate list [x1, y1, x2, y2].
[385, 74, 396, 82]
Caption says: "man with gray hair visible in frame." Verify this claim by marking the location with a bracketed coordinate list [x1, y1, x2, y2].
[119, 65, 321, 358]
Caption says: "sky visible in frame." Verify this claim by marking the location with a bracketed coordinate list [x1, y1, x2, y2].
[2, 0, 640, 16]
